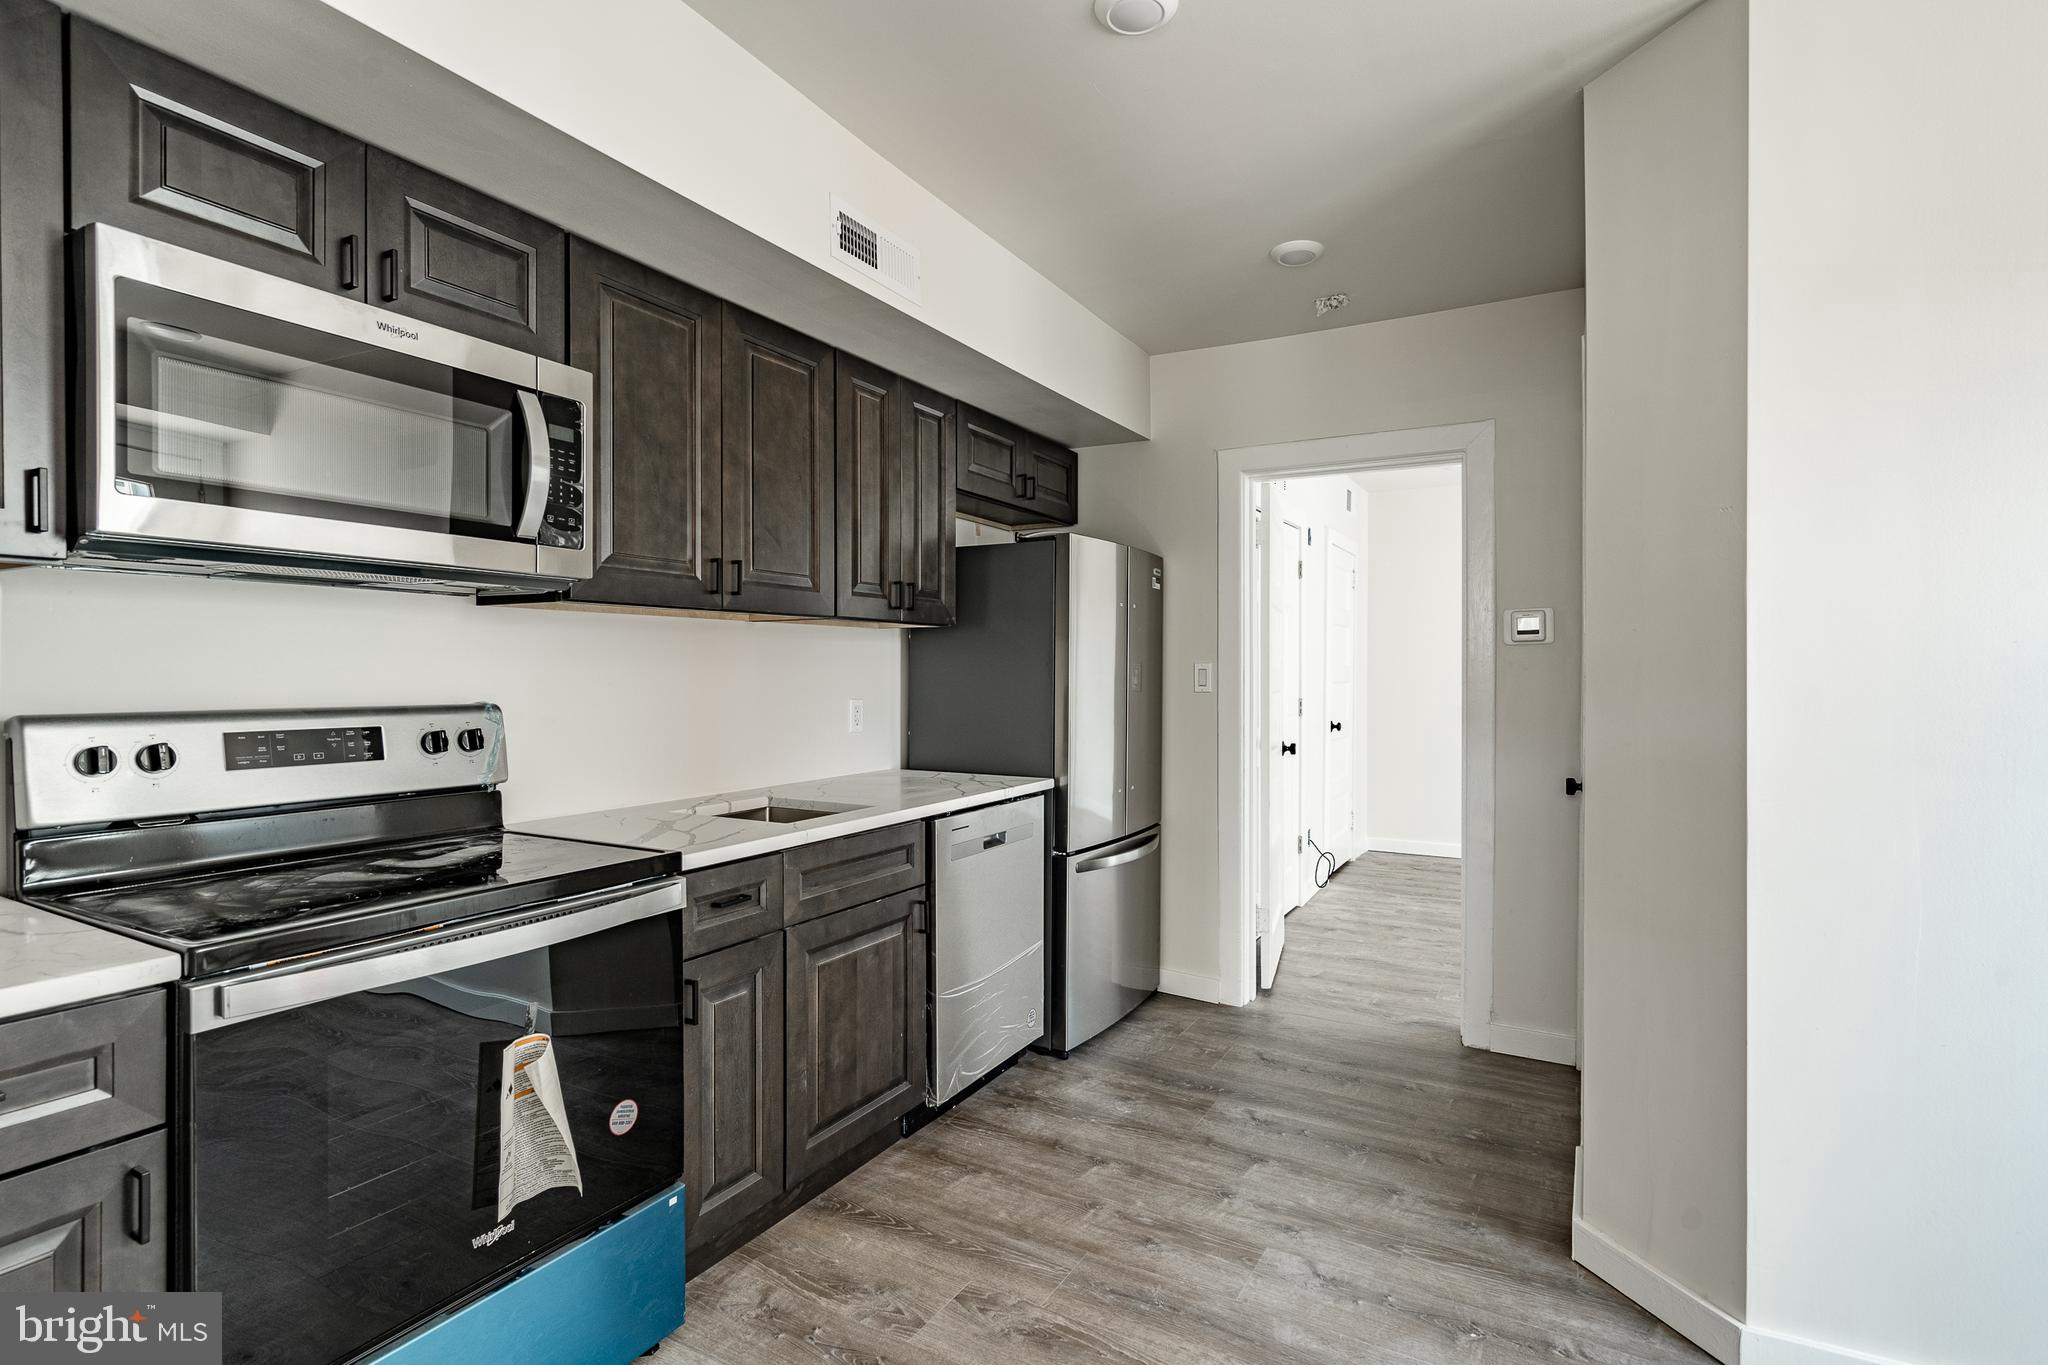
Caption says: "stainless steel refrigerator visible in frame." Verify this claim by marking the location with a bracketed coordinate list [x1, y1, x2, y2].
[908, 534, 1163, 1055]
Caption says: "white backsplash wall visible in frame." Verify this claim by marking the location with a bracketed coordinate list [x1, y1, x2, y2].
[0, 568, 906, 823]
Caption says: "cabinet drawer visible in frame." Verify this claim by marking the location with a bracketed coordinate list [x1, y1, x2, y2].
[783, 824, 925, 925]
[0, 991, 166, 1179]
[0, 1129, 168, 1293]
[683, 856, 784, 957]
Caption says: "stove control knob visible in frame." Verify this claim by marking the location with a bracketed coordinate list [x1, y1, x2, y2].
[71, 745, 118, 778]
[456, 727, 488, 754]
[419, 729, 451, 756]
[135, 742, 178, 775]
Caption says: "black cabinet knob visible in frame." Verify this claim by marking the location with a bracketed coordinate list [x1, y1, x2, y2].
[135, 742, 178, 774]
[71, 745, 117, 778]
[456, 728, 488, 753]
[419, 730, 451, 756]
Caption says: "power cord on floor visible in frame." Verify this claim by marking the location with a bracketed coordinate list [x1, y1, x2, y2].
[1307, 834, 1338, 889]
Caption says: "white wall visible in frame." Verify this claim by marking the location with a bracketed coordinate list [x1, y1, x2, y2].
[1746, 2, 2048, 1361]
[1579, 0, 1748, 1325]
[1362, 477, 1463, 859]
[0, 571, 904, 823]
[1080, 288, 1583, 1038]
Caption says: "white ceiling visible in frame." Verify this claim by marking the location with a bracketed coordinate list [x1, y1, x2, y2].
[682, 0, 1692, 355]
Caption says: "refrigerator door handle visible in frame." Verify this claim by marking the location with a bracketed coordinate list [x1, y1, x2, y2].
[1073, 830, 1161, 875]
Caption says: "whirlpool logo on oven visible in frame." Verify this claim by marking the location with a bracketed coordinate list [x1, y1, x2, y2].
[471, 1219, 516, 1250]
[5, 1295, 220, 1362]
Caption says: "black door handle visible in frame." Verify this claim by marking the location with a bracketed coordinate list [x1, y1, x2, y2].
[1280, 742, 1297, 756]
[683, 980, 700, 1025]
[338, 234, 358, 291]
[1565, 777, 1584, 796]
[379, 249, 398, 302]
[705, 556, 722, 595]
[729, 560, 743, 596]
[124, 1167, 152, 1244]
[1329, 721, 1343, 733]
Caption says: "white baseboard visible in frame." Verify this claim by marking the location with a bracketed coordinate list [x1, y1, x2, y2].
[1156, 969, 1220, 1004]
[1572, 1149, 1743, 1364]
[1489, 1022, 1578, 1067]
[1365, 837, 1461, 859]
[1740, 1328, 1913, 1365]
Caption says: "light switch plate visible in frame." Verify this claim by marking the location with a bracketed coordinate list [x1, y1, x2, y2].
[1194, 662, 1214, 693]
[1503, 608, 1551, 644]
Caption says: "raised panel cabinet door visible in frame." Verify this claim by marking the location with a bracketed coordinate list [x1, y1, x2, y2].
[366, 149, 566, 359]
[901, 381, 958, 625]
[682, 935, 784, 1256]
[783, 891, 926, 1183]
[0, 991, 168, 1179]
[722, 306, 836, 618]
[1024, 438, 1079, 526]
[566, 240, 723, 608]
[68, 19, 366, 294]
[956, 405, 1027, 509]
[835, 353, 899, 622]
[0, 1130, 169, 1294]
[0, 0, 65, 560]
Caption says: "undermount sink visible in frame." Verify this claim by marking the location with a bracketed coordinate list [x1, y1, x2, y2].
[723, 799, 862, 824]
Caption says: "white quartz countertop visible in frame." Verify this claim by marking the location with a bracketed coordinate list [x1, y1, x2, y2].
[518, 769, 1053, 872]
[0, 898, 180, 1023]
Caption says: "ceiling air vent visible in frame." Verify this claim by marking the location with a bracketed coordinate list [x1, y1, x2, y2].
[830, 196, 921, 303]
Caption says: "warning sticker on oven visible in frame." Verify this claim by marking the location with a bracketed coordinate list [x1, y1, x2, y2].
[498, 1033, 583, 1219]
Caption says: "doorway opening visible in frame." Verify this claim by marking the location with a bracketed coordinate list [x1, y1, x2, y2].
[1220, 421, 1496, 1047]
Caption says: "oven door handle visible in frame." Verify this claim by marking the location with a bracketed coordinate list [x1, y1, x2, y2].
[190, 878, 685, 1033]
[512, 389, 550, 541]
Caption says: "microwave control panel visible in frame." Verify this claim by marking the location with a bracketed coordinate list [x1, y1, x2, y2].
[539, 393, 585, 551]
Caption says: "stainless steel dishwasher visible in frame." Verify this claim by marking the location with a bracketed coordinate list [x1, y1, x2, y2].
[928, 794, 1047, 1105]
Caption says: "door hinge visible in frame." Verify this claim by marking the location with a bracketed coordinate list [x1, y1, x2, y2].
[1296, 560, 1303, 579]
[1297, 698, 1303, 717]
[1296, 834, 1303, 853]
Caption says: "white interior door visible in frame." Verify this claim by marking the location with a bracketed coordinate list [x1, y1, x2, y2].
[1258, 505, 1292, 988]
[1325, 534, 1358, 863]
[1277, 520, 1305, 918]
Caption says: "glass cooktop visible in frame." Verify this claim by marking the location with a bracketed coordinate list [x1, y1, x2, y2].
[31, 829, 677, 976]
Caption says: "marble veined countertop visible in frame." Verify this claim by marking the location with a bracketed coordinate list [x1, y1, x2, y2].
[0, 897, 181, 1022]
[518, 769, 1053, 872]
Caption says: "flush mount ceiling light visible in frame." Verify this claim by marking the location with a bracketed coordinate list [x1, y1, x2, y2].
[1094, 0, 1179, 37]
[1269, 239, 1324, 268]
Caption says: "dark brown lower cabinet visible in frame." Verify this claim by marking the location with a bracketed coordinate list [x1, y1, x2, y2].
[0, 1130, 168, 1293]
[784, 889, 928, 1184]
[683, 935, 784, 1256]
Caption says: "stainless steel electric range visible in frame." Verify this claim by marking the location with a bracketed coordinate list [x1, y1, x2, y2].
[4, 704, 687, 1365]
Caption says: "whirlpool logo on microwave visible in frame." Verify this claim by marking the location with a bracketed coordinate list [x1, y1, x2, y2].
[374, 319, 421, 341]
[5, 1295, 220, 1362]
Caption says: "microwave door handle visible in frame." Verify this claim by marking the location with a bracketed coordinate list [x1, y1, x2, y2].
[513, 390, 550, 540]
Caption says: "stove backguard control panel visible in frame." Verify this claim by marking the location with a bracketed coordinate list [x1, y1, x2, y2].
[7, 704, 507, 830]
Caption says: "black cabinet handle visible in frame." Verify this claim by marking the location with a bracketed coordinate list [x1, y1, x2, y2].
[910, 899, 928, 934]
[23, 467, 48, 535]
[124, 1167, 151, 1245]
[683, 980, 700, 1026]
[339, 234, 359, 291]
[1280, 742, 1297, 756]
[729, 560, 743, 596]
[706, 557, 722, 595]
[1329, 721, 1343, 733]
[1026, 474, 1038, 501]
[706, 891, 752, 911]
[1565, 777, 1584, 797]
[1012, 470, 1028, 497]
[379, 249, 398, 302]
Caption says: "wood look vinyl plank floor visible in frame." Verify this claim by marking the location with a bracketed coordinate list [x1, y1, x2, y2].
[654, 853, 1709, 1365]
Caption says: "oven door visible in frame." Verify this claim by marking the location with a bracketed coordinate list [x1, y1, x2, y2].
[180, 880, 686, 1365]
[76, 225, 589, 586]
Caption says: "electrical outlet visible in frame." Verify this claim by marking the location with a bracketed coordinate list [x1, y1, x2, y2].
[847, 699, 865, 734]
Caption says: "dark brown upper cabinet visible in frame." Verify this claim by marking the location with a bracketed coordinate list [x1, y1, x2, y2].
[835, 355, 957, 626]
[956, 404, 1079, 529]
[0, 0, 65, 561]
[69, 19, 366, 295]
[565, 239, 723, 609]
[722, 305, 836, 619]
[366, 150, 565, 360]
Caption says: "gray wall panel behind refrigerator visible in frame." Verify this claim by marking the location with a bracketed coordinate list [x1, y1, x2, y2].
[906, 539, 1059, 780]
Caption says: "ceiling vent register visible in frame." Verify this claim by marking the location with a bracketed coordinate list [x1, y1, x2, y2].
[830, 197, 921, 303]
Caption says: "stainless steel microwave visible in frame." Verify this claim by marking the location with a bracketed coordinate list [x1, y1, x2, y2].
[72, 224, 592, 593]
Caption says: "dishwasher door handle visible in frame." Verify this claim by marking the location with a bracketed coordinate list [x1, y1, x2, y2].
[1073, 831, 1161, 875]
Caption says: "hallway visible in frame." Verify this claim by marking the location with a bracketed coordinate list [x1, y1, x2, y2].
[658, 855, 1708, 1364]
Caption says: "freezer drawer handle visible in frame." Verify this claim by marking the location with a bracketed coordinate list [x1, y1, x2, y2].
[124, 1167, 152, 1245]
[1074, 831, 1161, 875]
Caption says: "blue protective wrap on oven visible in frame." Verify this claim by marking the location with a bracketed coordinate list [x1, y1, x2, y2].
[367, 1180, 686, 1365]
